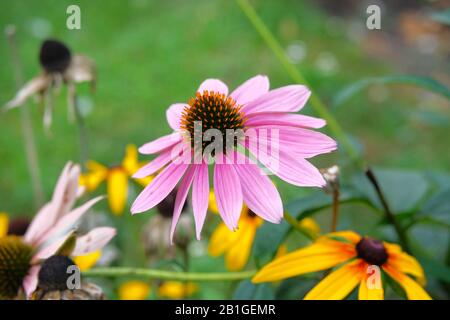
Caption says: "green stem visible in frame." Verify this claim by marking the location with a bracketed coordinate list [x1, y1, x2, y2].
[84, 268, 256, 281]
[236, 0, 363, 167]
[284, 211, 316, 240]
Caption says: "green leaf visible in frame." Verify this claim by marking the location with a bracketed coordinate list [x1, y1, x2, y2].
[431, 8, 450, 26]
[419, 256, 450, 283]
[418, 187, 450, 224]
[233, 280, 275, 300]
[332, 76, 450, 109]
[351, 168, 430, 214]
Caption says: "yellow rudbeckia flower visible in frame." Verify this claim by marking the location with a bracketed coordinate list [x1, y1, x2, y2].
[158, 282, 197, 299]
[208, 191, 263, 271]
[0, 213, 8, 238]
[118, 281, 151, 300]
[73, 250, 102, 271]
[253, 231, 431, 300]
[79, 144, 152, 215]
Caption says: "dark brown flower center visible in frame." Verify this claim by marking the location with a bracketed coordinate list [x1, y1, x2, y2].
[0, 236, 33, 299]
[356, 237, 388, 266]
[157, 188, 188, 218]
[38, 255, 77, 292]
[39, 39, 72, 73]
[180, 91, 245, 154]
[7, 218, 30, 236]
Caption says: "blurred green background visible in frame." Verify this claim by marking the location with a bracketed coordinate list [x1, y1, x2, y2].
[0, 0, 449, 299]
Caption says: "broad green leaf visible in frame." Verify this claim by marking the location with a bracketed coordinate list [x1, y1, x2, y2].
[332, 76, 450, 109]
[418, 187, 450, 224]
[233, 280, 275, 300]
[351, 168, 430, 214]
[431, 8, 450, 26]
[419, 256, 450, 283]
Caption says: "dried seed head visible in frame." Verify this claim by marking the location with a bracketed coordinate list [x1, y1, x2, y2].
[38, 255, 77, 292]
[7, 217, 30, 236]
[39, 39, 72, 73]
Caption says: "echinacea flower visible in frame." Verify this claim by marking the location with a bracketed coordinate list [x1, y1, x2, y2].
[158, 281, 197, 299]
[4, 39, 95, 130]
[132, 76, 337, 241]
[252, 231, 431, 300]
[208, 191, 263, 271]
[0, 162, 115, 299]
[80, 144, 152, 215]
[118, 281, 151, 300]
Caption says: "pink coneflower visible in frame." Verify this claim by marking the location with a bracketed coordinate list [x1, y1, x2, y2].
[132, 76, 336, 241]
[0, 162, 115, 299]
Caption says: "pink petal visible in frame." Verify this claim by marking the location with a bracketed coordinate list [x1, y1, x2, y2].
[138, 132, 182, 155]
[72, 227, 116, 256]
[32, 232, 74, 262]
[251, 125, 337, 158]
[22, 265, 40, 299]
[197, 79, 228, 96]
[230, 75, 269, 105]
[132, 148, 174, 178]
[245, 112, 326, 129]
[131, 161, 189, 214]
[214, 161, 243, 231]
[245, 140, 326, 187]
[191, 162, 209, 240]
[24, 203, 55, 245]
[242, 85, 311, 115]
[169, 166, 196, 244]
[37, 196, 104, 246]
[166, 103, 187, 130]
[232, 152, 283, 223]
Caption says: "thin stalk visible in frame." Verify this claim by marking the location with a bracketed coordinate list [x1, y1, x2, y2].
[236, 0, 363, 167]
[5, 25, 44, 208]
[365, 168, 411, 252]
[84, 267, 256, 281]
[284, 211, 317, 241]
[73, 93, 89, 169]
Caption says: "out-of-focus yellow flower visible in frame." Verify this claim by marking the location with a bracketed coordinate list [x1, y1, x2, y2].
[299, 217, 321, 237]
[208, 191, 219, 214]
[79, 144, 153, 215]
[73, 250, 102, 271]
[158, 282, 197, 299]
[253, 231, 431, 300]
[118, 281, 151, 300]
[208, 193, 263, 271]
[0, 212, 8, 238]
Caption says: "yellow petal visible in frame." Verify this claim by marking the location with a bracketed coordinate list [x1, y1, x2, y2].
[107, 168, 128, 215]
[275, 244, 288, 259]
[225, 221, 257, 271]
[0, 212, 9, 238]
[118, 281, 151, 300]
[385, 242, 426, 285]
[208, 222, 240, 257]
[383, 264, 432, 300]
[299, 217, 321, 236]
[134, 175, 154, 188]
[358, 263, 384, 300]
[253, 239, 356, 283]
[122, 144, 139, 175]
[86, 160, 108, 174]
[304, 259, 365, 300]
[208, 190, 219, 214]
[73, 250, 102, 271]
[323, 231, 361, 244]
[158, 282, 198, 299]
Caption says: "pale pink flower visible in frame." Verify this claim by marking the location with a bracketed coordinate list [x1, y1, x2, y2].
[132, 76, 336, 241]
[5, 162, 115, 298]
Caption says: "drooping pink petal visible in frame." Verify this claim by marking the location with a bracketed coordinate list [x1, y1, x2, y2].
[230, 75, 269, 106]
[138, 132, 182, 155]
[214, 160, 243, 231]
[131, 161, 189, 214]
[197, 79, 228, 96]
[132, 148, 175, 178]
[250, 125, 337, 158]
[245, 140, 326, 187]
[169, 166, 196, 243]
[24, 203, 55, 245]
[241, 85, 311, 115]
[32, 232, 74, 262]
[191, 162, 209, 240]
[37, 196, 104, 246]
[232, 152, 283, 223]
[166, 103, 187, 130]
[245, 112, 326, 129]
[53, 163, 81, 218]
[22, 265, 40, 299]
[71, 227, 116, 256]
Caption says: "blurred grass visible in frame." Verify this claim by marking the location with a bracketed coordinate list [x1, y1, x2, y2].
[0, 0, 449, 299]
